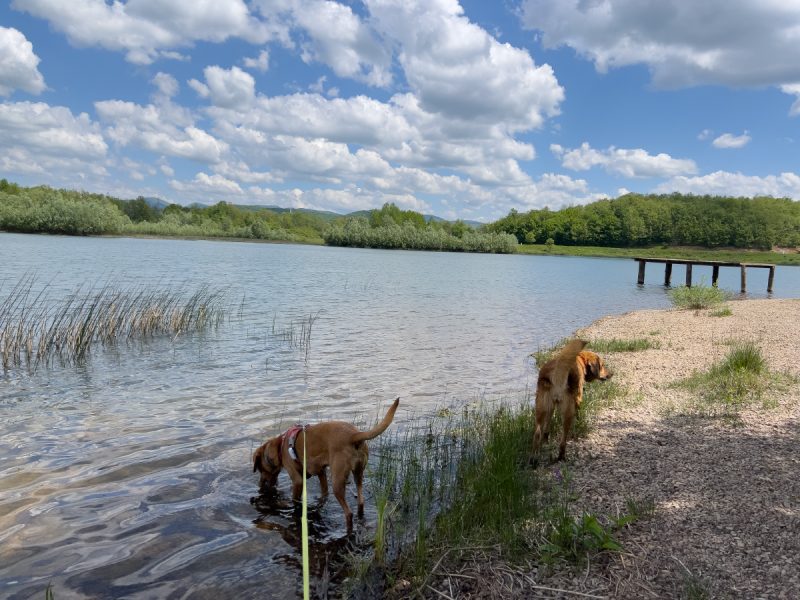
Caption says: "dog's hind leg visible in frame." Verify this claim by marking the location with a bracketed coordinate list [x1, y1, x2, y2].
[557, 406, 574, 461]
[531, 391, 552, 466]
[353, 463, 366, 517]
[331, 459, 354, 530]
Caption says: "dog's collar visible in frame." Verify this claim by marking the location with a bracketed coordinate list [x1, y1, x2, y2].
[281, 424, 307, 467]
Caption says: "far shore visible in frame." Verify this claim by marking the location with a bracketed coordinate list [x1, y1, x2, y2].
[4, 229, 800, 266]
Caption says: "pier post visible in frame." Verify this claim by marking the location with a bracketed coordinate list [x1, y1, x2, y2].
[712, 265, 720, 287]
[767, 266, 775, 294]
[637, 260, 646, 285]
[685, 264, 692, 287]
[664, 262, 673, 286]
[740, 265, 747, 293]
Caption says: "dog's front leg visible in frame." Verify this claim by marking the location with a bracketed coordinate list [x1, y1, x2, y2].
[291, 478, 303, 501]
[318, 470, 329, 496]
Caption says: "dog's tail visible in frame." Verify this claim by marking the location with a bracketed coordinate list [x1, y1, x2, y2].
[549, 339, 587, 391]
[351, 397, 400, 444]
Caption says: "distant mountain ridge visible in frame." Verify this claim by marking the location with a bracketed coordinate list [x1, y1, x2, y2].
[156, 198, 484, 226]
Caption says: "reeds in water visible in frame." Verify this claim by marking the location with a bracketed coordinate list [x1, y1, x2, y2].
[0, 277, 226, 370]
[270, 311, 320, 361]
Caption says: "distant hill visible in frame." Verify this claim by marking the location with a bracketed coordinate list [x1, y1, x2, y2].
[180, 201, 482, 226]
[142, 197, 169, 210]
[234, 204, 343, 222]
[345, 209, 484, 228]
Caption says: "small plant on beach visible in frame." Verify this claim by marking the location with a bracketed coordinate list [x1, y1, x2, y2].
[682, 574, 711, 600]
[532, 469, 624, 565]
[675, 341, 794, 417]
[709, 306, 733, 317]
[669, 283, 730, 310]
[619, 496, 656, 524]
[588, 337, 660, 353]
[538, 508, 621, 565]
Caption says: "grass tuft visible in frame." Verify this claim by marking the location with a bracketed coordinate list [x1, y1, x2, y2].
[669, 283, 730, 310]
[588, 337, 660, 353]
[674, 341, 794, 418]
[532, 337, 655, 369]
[709, 306, 733, 317]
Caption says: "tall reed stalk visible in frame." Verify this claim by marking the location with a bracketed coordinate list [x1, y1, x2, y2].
[269, 311, 321, 361]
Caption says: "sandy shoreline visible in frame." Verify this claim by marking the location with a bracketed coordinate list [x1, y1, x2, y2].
[538, 298, 800, 598]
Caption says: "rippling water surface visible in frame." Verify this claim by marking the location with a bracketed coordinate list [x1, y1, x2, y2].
[1, 233, 798, 599]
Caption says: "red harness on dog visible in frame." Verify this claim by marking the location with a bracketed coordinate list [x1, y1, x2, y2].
[281, 424, 306, 468]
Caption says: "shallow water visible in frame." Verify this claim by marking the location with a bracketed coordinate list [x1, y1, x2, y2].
[1, 233, 798, 599]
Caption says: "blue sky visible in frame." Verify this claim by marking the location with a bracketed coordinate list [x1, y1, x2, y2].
[1, 0, 799, 221]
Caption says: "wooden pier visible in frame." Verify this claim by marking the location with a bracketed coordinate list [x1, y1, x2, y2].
[633, 258, 776, 293]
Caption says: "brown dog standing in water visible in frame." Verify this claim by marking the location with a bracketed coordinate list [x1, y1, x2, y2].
[532, 340, 612, 464]
[253, 397, 400, 530]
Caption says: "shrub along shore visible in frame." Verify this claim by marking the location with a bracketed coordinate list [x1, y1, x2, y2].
[2, 179, 800, 261]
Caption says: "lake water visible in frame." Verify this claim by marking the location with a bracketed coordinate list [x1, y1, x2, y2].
[1, 233, 798, 599]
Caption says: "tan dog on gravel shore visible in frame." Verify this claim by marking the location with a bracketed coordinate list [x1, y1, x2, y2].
[253, 397, 400, 530]
[532, 340, 612, 464]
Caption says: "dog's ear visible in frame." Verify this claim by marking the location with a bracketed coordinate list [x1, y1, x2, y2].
[584, 356, 599, 381]
[267, 437, 282, 468]
[253, 445, 264, 473]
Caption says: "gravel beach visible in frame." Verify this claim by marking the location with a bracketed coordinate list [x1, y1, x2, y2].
[545, 298, 800, 599]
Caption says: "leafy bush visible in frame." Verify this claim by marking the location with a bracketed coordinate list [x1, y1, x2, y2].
[669, 284, 730, 309]
[0, 190, 129, 235]
[323, 218, 517, 253]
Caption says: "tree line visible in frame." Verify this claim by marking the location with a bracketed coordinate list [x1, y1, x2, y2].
[485, 193, 800, 249]
[0, 181, 326, 243]
[2, 179, 799, 251]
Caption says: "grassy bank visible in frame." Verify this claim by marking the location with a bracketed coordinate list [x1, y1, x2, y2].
[517, 243, 800, 266]
[517, 244, 800, 266]
[346, 341, 651, 597]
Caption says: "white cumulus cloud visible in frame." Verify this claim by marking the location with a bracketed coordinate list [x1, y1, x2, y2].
[368, 0, 563, 129]
[520, 0, 800, 89]
[192, 65, 256, 109]
[552, 142, 697, 178]
[712, 132, 751, 149]
[95, 99, 227, 163]
[0, 101, 108, 180]
[254, 0, 392, 86]
[655, 171, 800, 198]
[243, 49, 269, 72]
[12, 0, 284, 64]
[0, 26, 46, 96]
